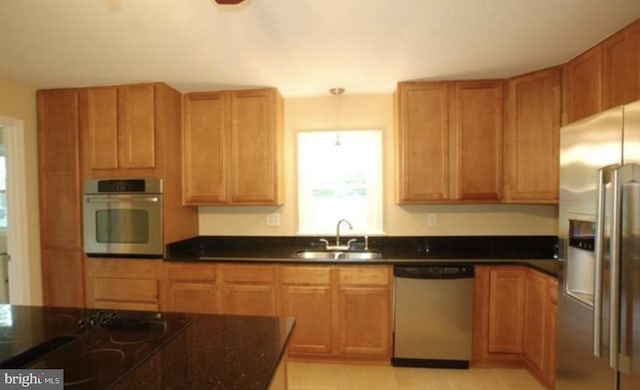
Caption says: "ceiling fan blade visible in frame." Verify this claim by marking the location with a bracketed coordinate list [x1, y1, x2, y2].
[215, 0, 245, 4]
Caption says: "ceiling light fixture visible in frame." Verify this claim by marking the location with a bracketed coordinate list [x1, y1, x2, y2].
[214, 0, 245, 4]
[330, 88, 345, 146]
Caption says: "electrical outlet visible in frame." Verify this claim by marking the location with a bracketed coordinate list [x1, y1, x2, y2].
[427, 213, 437, 227]
[266, 213, 280, 227]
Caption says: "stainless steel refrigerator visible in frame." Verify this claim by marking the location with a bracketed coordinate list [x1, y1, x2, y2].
[557, 99, 640, 390]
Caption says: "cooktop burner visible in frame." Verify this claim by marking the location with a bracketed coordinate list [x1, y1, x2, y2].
[0, 305, 194, 390]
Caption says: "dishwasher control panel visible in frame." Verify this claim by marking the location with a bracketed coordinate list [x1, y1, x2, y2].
[394, 265, 474, 279]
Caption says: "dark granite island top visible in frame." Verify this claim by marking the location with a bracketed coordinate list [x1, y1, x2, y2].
[0, 305, 294, 390]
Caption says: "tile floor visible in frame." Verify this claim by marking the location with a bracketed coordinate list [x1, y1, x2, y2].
[287, 361, 546, 390]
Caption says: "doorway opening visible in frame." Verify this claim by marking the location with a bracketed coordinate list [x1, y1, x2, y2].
[0, 115, 37, 305]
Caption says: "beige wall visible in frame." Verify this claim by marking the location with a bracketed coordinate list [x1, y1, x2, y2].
[199, 94, 558, 236]
[0, 77, 42, 304]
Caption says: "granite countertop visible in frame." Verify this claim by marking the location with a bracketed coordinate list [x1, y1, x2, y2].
[115, 314, 295, 390]
[0, 305, 294, 390]
[165, 235, 561, 277]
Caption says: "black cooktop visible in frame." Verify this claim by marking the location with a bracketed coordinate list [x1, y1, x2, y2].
[0, 305, 194, 389]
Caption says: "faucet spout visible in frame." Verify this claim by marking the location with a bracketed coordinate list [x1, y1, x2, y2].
[336, 219, 353, 248]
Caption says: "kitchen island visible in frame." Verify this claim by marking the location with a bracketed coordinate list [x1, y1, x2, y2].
[0, 305, 295, 390]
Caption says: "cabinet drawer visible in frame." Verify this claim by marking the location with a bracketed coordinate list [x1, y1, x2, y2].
[280, 266, 331, 285]
[337, 266, 390, 286]
[220, 265, 276, 283]
[168, 263, 216, 282]
[94, 277, 158, 303]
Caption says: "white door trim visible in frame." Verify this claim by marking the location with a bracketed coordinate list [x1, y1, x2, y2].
[0, 115, 35, 305]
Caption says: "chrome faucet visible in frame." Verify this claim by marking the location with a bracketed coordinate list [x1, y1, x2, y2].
[319, 219, 355, 250]
[336, 219, 353, 248]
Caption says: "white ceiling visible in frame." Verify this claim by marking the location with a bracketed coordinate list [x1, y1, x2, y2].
[1, 0, 640, 97]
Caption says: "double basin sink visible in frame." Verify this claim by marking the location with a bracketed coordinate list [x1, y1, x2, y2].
[291, 249, 382, 260]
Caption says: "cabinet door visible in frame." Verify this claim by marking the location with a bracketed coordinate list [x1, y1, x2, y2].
[221, 283, 276, 316]
[41, 249, 84, 307]
[80, 86, 119, 170]
[281, 285, 332, 354]
[564, 45, 602, 123]
[505, 67, 561, 203]
[167, 282, 217, 314]
[279, 266, 333, 355]
[338, 285, 391, 358]
[118, 84, 156, 168]
[38, 89, 81, 249]
[602, 19, 640, 109]
[452, 81, 503, 200]
[546, 278, 558, 388]
[227, 89, 283, 204]
[182, 92, 227, 204]
[524, 270, 547, 373]
[488, 268, 525, 353]
[396, 82, 450, 202]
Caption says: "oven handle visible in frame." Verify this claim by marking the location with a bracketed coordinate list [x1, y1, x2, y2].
[85, 196, 160, 203]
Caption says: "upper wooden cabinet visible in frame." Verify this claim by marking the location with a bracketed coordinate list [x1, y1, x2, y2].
[182, 88, 284, 205]
[451, 81, 504, 201]
[396, 82, 450, 202]
[564, 45, 602, 123]
[602, 19, 640, 109]
[80, 83, 157, 173]
[505, 67, 561, 203]
[396, 80, 503, 203]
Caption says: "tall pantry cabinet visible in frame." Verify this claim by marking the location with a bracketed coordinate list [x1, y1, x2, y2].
[38, 89, 84, 307]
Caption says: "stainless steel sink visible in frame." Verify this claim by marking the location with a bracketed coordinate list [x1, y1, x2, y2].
[291, 250, 382, 260]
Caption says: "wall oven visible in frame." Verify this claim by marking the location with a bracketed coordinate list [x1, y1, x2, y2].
[83, 178, 163, 258]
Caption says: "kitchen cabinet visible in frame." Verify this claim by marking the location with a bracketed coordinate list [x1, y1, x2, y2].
[37, 89, 85, 307]
[564, 45, 602, 123]
[545, 277, 558, 388]
[80, 83, 156, 172]
[473, 265, 558, 389]
[487, 266, 525, 354]
[165, 263, 217, 314]
[505, 67, 561, 203]
[278, 266, 333, 355]
[602, 19, 640, 109]
[473, 265, 524, 366]
[85, 258, 163, 311]
[396, 82, 450, 202]
[162, 262, 391, 362]
[451, 81, 504, 200]
[523, 269, 547, 373]
[337, 266, 392, 359]
[396, 80, 503, 203]
[182, 88, 284, 205]
[219, 264, 277, 316]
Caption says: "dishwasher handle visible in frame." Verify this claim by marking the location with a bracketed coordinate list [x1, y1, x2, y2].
[394, 265, 474, 279]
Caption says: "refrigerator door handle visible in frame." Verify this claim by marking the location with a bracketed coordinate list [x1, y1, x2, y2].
[594, 165, 618, 358]
[609, 165, 622, 370]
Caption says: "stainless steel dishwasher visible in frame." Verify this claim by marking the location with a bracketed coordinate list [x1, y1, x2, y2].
[392, 264, 474, 369]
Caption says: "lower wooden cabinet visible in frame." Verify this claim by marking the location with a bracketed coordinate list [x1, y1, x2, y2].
[162, 262, 392, 361]
[336, 266, 391, 359]
[473, 265, 557, 389]
[279, 266, 333, 355]
[219, 264, 277, 316]
[85, 258, 163, 311]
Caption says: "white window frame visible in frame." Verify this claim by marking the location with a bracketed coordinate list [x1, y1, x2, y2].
[297, 129, 384, 236]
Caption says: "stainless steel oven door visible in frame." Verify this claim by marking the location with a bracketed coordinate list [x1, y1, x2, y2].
[83, 193, 163, 257]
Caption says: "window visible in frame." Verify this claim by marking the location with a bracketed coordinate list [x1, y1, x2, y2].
[297, 130, 383, 235]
